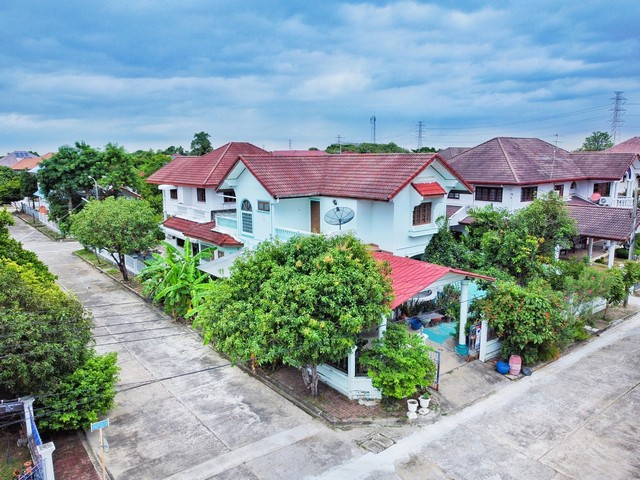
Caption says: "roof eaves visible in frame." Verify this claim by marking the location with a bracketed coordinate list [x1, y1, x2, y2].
[387, 155, 436, 200]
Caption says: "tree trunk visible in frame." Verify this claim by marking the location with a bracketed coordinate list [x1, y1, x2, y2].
[110, 252, 129, 281]
[301, 364, 319, 396]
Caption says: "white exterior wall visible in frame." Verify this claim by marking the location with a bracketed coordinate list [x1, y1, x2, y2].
[163, 186, 233, 222]
[233, 172, 274, 249]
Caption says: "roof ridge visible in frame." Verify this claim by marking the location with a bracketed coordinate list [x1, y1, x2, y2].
[202, 143, 231, 186]
[497, 138, 520, 183]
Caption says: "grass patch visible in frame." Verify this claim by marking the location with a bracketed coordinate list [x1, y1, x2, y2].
[0, 432, 32, 479]
[73, 248, 144, 291]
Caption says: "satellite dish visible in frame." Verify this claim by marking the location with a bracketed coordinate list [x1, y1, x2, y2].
[324, 207, 355, 230]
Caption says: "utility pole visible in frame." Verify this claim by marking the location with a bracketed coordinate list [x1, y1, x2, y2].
[88, 175, 99, 200]
[370, 116, 376, 144]
[337, 135, 342, 154]
[417, 121, 424, 150]
[610, 91, 626, 145]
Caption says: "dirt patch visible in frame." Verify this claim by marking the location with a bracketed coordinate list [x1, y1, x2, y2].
[0, 431, 31, 479]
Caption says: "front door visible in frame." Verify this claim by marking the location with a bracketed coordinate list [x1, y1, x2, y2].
[310, 200, 320, 233]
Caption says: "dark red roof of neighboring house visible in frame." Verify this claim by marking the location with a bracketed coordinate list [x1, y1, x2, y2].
[162, 217, 243, 247]
[566, 204, 638, 242]
[438, 147, 469, 160]
[606, 137, 640, 153]
[412, 182, 446, 197]
[272, 150, 326, 156]
[234, 153, 472, 202]
[373, 251, 491, 309]
[446, 205, 462, 219]
[447, 137, 639, 186]
[147, 142, 269, 188]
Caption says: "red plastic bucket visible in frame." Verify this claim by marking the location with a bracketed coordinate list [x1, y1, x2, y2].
[509, 355, 522, 375]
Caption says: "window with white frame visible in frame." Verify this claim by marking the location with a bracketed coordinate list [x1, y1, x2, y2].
[241, 199, 253, 234]
[169, 189, 178, 200]
[520, 186, 538, 202]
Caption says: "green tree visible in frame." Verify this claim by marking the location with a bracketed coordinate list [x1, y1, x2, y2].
[70, 197, 162, 281]
[473, 279, 567, 364]
[193, 234, 393, 396]
[513, 192, 578, 258]
[131, 150, 171, 214]
[190, 131, 213, 156]
[19, 169, 38, 205]
[580, 131, 613, 151]
[423, 216, 467, 268]
[163, 145, 187, 156]
[0, 166, 22, 203]
[360, 324, 437, 400]
[140, 238, 214, 319]
[325, 142, 409, 154]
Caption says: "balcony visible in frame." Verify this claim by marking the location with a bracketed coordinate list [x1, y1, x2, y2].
[274, 227, 313, 241]
[214, 214, 238, 234]
[175, 204, 210, 222]
[596, 197, 634, 208]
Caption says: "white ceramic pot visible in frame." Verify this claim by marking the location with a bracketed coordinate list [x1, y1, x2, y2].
[419, 396, 431, 409]
[407, 399, 419, 412]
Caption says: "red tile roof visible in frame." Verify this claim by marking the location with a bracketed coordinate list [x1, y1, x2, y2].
[272, 150, 326, 156]
[412, 182, 446, 197]
[372, 251, 491, 309]
[606, 137, 640, 153]
[446, 205, 462, 219]
[147, 142, 269, 188]
[10, 157, 42, 170]
[235, 153, 472, 202]
[448, 137, 638, 185]
[162, 217, 243, 247]
[566, 204, 638, 242]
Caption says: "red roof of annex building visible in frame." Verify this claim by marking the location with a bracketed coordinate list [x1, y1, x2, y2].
[447, 137, 639, 186]
[147, 142, 269, 188]
[606, 136, 640, 153]
[566, 203, 639, 242]
[10, 156, 43, 170]
[372, 251, 491, 309]
[233, 153, 472, 202]
[412, 182, 446, 197]
[162, 217, 243, 247]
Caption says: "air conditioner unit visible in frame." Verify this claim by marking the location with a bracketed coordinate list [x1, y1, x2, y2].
[598, 197, 612, 206]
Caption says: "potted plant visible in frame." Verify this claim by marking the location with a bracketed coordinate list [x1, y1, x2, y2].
[419, 390, 431, 408]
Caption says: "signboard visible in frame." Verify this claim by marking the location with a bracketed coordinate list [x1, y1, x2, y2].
[91, 418, 110, 431]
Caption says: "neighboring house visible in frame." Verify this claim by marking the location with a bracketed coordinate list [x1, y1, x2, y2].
[146, 142, 270, 262]
[1, 151, 38, 168]
[606, 136, 640, 154]
[445, 137, 640, 266]
[215, 152, 473, 261]
[10, 156, 43, 171]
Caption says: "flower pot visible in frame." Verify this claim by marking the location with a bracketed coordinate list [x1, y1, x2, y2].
[495, 361, 510, 375]
[407, 399, 419, 412]
[419, 396, 431, 408]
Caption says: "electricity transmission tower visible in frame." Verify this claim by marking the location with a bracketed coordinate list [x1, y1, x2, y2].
[370, 116, 376, 143]
[610, 91, 626, 144]
[417, 121, 424, 150]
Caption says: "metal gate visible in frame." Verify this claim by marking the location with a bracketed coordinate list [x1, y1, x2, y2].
[428, 350, 441, 391]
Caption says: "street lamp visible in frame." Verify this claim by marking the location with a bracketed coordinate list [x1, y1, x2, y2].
[88, 175, 99, 200]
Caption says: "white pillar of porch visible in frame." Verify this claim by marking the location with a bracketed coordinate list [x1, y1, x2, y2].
[378, 314, 387, 339]
[587, 237, 594, 261]
[608, 241, 617, 268]
[455, 279, 470, 356]
[347, 346, 357, 380]
[37, 442, 56, 480]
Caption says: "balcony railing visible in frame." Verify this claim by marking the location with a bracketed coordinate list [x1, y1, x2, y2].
[215, 214, 238, 234]
[614, 197, 634, 208]
[274, 227, 313, 241]
[174, 204, 210, 222]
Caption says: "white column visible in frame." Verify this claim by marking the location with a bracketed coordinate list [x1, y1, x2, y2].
[37, 442, 56, 480]
[19, 396, 35, 437]
[378, 314, 388, 339]
[587, 237, 593, 261]
[347, 346, 356, 380]
[608, 241, 617, 268]
[455, 280, 470, 355]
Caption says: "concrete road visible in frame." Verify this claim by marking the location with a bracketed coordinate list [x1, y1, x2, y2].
[9, 217, 640, 479]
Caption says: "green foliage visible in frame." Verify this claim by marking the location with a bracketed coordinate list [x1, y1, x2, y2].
[192, 234, 393, 395]
[163, 145, 187, 155]
[473, 279, 567, 364]
[140, 238, 214, 318]
[19, 170, 38, 199]
[38, 351, 119, 431]
[360, 324, 437, 400]
[423, 216, 467, 268]
[325, 142, 409, 154]
[580, 131, 613, 151]
[131, 150, 171, 214]
[563, 266, 616, 320]
[0, 209, 54, 282]
[70, 197, 162, 281]
[513, 192, 578, 258]
[0, 259, 92, 396]
[0, 166, 22, 203]
[190, 131, 213, 156]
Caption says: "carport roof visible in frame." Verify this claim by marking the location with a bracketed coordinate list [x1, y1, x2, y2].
[372, 251, 491, 309]
[567, 204, 638, 242]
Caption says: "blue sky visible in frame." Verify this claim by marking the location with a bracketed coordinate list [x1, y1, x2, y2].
[2, 1, 639, 155]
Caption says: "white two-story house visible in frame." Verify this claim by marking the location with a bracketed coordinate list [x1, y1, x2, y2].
[146, 142, 269, 261]
[212, 152, 473, 262]
[445, 137, 640, 266]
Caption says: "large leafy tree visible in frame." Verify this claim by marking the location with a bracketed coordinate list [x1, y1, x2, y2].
[423, 216, 467, 268]
[19, 169, 38, 205]
[193, 234, 393, 396]
[325, 142, 409, 154]
[131, 150, 171, 214]
[190, 131, 213, 156]
[71, 197, 162, 281]
[0, 166, 22, 204]
[580, 131, 613, 151]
